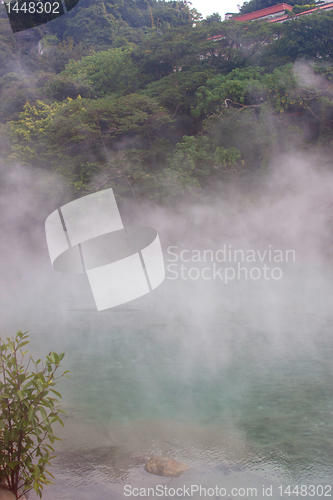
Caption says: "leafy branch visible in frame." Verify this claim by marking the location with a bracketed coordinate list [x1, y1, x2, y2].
[0, 331, 68, 499]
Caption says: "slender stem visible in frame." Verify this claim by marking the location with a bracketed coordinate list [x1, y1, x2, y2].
[14, 343, 23, 498]
[2, 345, 14, 491]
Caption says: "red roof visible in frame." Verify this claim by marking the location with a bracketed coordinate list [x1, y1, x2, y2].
[269, 1, 333, 22]
[234, 3, 292, 21]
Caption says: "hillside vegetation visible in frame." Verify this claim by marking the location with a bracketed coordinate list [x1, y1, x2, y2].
[1, 0, 333, 202]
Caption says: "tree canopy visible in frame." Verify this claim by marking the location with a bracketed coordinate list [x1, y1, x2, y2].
[1, 0, 333, 201]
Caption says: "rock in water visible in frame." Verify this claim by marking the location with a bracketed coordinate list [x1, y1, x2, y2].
[145, 457, 189, 477]
[0, 484, 27, 500]
[0, 488, 16, 500]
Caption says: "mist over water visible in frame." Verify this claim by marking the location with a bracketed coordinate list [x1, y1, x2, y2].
[1, 153, 333, 498]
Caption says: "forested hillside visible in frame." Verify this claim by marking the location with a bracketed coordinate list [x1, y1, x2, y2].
[1, 0, 333, 202]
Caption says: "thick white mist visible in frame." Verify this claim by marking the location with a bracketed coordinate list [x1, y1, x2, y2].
[1, 152, 333, 367]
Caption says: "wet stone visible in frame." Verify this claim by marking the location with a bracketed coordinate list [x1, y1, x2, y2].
[0, 486, 18, 500]
[144, 457, 190, 477]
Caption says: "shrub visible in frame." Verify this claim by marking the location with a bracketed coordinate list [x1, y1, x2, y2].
[0, 331, 68, 499]
[292, 4, 317, 14]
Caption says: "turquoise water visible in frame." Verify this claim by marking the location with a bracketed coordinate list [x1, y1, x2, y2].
[20, 270, 333, 500]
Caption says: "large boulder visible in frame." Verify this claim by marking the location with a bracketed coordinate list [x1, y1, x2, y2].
[145, 457, 189, 477]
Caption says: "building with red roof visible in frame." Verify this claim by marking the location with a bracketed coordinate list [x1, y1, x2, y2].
[233, 3, 293, 21]
[269, 0, 333, 22]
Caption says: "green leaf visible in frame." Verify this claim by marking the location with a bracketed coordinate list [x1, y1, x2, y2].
[43, 443, 54, 452]
[18, 341, 29, 348]
[34, 464, 41, 478]
[17, 390, 25, 400]
[28, 406, 35, 422]
[7, 460, 19, 470]
[49, 389, 62, 398]
[57, 417, 64, 427]
[39, 407, 48, 421]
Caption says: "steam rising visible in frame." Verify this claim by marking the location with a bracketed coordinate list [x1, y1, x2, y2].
[1, 152, 333, 356]
[2, 150, 333, 498]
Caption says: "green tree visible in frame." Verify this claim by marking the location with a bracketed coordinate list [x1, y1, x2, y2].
[203, 12, 222, 24]
[47, 0, 193, 47]
[261, 11, 333, 66]
[62, 4, 120, 47]
[8, 94, 174, 195]
[193, 19, 283, 73]
[0, 73, 38, 123]
[168, 134, 242, 183]
[0, 331, 67, 499]
[8, 99, 67, 165]
[59, 46, 133, 97]
[0, 19, 19, 78]
[38, 37, 93, 75]
[143, 67, 213, 116]
[292, 4, 316, 14]
[130, 26, 199, 84]
[192, 64, 310, 119]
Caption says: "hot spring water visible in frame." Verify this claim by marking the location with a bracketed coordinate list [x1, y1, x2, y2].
[2, 160, 333, 500]
[20, 267, 333, 500]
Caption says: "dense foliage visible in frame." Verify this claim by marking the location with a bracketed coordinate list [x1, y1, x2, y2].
[0, 331, 67, 499]
[1, 0, 333, 202]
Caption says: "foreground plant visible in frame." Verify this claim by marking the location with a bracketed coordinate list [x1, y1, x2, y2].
[0, 331, 68, 499]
